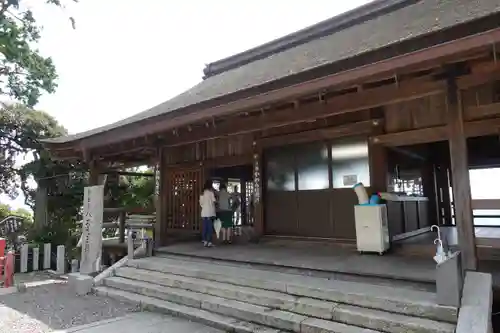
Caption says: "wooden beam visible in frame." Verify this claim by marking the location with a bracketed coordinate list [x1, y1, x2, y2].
[165, 80, 443, 147]
[471, 199, 500, 210]
[371, 126, 449, 147]
[464, 102, 500, 121]
[164, 154, 253, 169]
[259, 119, 382, 148]
[464, 117, 500, 137]
[447, 81, 477, 271]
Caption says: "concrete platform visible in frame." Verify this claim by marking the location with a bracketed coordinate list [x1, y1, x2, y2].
[157, 239, 437, 284]
[54, 312, 223, 333]
[157, 238, 500, 289]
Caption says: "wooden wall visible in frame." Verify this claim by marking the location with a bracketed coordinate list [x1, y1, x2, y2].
[163, 134, 254, 166]
[462, 81, 500, 121]
[384, 93, 447, 133]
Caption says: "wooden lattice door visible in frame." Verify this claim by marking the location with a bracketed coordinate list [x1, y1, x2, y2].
[164, 168, 204, 233]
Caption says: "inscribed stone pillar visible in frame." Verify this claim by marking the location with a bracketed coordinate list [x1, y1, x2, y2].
[80, 185, 104, 274]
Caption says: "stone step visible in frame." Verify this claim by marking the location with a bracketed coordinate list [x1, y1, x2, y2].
[114, 267, 343, 320]
[99, 279, 382, 333]
[157, 252, 436, 292]
[103, 275, 455, 333]
[126, 257, 457, 323]
[93, 286, 283, 333]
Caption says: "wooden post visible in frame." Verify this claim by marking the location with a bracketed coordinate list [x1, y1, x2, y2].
[369, 143, 388, 193]
[252, 140, 264, 237]
[240, 180, 247, 226]
[434, 164, 453, 225]
[88, 160, 100, 186]
[447, 79, 477, 271]
[153, 148, 164, 247]
[118, 210, 126, 244]
[369, 111, 387, 193]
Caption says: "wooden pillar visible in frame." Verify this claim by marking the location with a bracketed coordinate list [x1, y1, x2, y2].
[252, 140, 264, 236]
[434, 164, 452, 226]
[422, 162, 438, 226]
[88, 160, 100, 186]
[369, 144, 388, 193]
[447, 79, 477, 271]
[154, 148, 165, 247]
[240, 180, 247, 226]
[369, 118, 388, 193]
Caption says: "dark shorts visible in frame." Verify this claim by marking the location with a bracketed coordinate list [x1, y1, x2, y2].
[218, 210, 233, 228]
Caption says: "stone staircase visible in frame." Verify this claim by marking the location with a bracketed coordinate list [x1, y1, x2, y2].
[95, 255, 458, 333]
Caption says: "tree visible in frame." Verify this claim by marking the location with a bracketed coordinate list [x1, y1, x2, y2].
[0, 103, 66, 199]
[119, 170, 155, 211]
[0, 104, 85, 249]
[0, 0, 76, 106]
[0, 202, 32, 221]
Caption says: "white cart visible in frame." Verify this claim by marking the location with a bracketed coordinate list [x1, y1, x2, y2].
[354, 204, 390, 255]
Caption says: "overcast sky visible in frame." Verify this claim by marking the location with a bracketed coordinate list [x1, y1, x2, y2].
[2, 0, 371, 209]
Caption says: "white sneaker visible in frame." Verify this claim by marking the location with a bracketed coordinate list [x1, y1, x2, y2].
[207, 242, 214, 248]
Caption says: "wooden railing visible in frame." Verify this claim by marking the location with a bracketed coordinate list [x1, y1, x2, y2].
[450, 199, 500, 224]
[101, 207, 155, 245]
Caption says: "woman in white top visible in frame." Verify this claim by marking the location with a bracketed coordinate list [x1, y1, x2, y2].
[199, 180, 216, 247]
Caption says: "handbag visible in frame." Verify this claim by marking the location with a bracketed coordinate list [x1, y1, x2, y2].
[214, 218, 222, 239]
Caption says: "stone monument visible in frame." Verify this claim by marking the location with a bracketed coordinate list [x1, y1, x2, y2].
[80, 185, 104, 274]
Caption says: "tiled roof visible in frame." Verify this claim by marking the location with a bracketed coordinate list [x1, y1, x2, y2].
[47, 0, 500, 144]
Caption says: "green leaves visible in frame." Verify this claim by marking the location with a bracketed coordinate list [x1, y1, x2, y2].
[0, 0, 75, 106]
[0, 103, 66, 199]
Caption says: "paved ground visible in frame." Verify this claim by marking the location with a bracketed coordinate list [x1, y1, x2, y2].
[53, 312, 223, 333]
[0, 282, 140, 333]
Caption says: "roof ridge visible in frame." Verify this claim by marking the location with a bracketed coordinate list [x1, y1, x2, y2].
[202, 0, 417, 78]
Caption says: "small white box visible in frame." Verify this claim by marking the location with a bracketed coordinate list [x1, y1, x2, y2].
[354, 204, 390, 254]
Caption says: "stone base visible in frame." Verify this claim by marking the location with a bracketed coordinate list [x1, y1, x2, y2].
[68, 272, 94, 296]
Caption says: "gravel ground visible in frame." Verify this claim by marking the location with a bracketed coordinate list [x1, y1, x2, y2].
[0, 282, 140, 333]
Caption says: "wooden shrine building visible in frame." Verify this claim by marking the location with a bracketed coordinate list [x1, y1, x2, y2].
[44, 0, 500, 271]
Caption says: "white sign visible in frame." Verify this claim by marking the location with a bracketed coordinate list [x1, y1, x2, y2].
[343, 174, 358, 186]
[80, 185, 104, 274]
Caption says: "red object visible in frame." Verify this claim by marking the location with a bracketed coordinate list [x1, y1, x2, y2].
[3, 251, 14, 288]
[0, 257, 4, 282]
[0, 238, 5, 258]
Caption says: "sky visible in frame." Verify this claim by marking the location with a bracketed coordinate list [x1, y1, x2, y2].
[2, 0, 372, 210]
